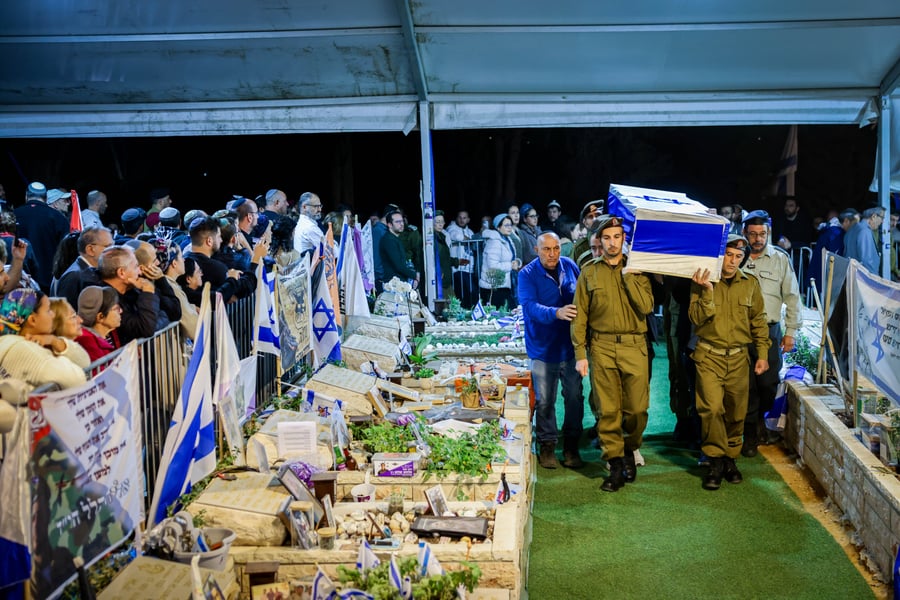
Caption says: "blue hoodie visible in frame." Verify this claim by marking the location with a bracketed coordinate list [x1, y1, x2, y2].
[517, 255, 580, 363]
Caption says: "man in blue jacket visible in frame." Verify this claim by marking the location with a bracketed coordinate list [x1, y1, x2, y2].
[518, 231, 584, 469]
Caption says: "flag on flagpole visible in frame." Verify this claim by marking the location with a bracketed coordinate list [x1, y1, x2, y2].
[471, 299, 487, 321]
[324, 223, 342, 329]
[311, 255, 342, 369]
[213, 293, 246, 466]
[0, 409, 32, 591]
[360, 220, 375, 292]
[417, 541, 444, 577]
[771, 125, 798, 197]
[389, 554, 413, 599]
[353, 224, 374, 293]
[252, 262, 280, 356]
[70, 189, 83, 233]
[148, 284, 216, 527]
[340, 223, 371, 322]
[312, 566, 336, 600]
[356, 539, 381, 571]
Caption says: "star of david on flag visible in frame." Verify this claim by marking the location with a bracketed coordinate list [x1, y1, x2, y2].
[311, 257, 342, 368]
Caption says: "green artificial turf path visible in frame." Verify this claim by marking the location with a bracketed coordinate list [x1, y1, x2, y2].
[527, 346, 874, 599]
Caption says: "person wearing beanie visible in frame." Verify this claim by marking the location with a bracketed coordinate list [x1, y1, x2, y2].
[0, 289, 89, 389]
[571, 215, 654, 492]
[478, 214, 521, 309]
[74, 285, 121, 361]
[689, 234, 770, 490]
[14, 181, 70, 292]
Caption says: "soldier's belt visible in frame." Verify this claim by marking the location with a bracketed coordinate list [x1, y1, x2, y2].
[697, 340, 746, 357]
[590, 332, 644, 343]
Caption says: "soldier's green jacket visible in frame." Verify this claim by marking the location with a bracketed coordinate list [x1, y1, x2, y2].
[688, 268, 771, 357]
[571, 255, 654, 361]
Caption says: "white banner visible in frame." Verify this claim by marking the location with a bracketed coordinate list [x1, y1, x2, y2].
[29, 343, 142, 599]
[850, 262, 900, 405]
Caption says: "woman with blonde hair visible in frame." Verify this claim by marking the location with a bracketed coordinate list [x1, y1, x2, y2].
[48, 297, 91, 367]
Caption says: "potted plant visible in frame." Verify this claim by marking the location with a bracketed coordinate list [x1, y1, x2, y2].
[413, 367, 436, 391]
[459, 374, 481, 409]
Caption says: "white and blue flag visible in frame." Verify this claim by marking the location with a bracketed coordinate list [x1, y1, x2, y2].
[389, 554, 413, 599]
[148, 284, 216, 527]
[471, 299, 487, 321]
[607, 183, 730, 282]
[253, 262, 280, 356]
[311, 256, 342, 369]
[312, 565, 336, 600]
[356, 539, 381, 571]
[417, 541, 444, 577]
[0, 409, 31, 592]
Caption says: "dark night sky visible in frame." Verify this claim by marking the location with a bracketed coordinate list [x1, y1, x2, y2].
[0, 124, 879, 225]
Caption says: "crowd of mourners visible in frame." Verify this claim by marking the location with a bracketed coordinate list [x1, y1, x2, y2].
[0, 178, 894, 491]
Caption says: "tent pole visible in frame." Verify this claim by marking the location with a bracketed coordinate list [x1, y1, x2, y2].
[419, 100, 437, 311]
[878, 94, 892, 278]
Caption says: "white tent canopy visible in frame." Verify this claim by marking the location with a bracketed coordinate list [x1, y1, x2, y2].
[1, 1, 898, 136]
[1, 1, 898, 291]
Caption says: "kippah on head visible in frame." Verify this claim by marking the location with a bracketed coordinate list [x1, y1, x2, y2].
[26, 181, 47, 199]
[547, 200, 561, 209]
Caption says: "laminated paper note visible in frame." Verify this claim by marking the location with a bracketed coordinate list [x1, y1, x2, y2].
[277, 420, 317, 459]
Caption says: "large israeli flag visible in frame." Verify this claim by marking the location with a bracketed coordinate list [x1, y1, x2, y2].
[0, 410, 31, 592]
[607, 183, 730, 282]
[311, 256, 342, 369]
[148, 284, 216, 527]
[253, 262, 280, 356]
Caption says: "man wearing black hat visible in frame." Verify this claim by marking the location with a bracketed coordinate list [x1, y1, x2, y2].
[14, 182, 70, 292]
[741, 210, 802, 457]
[689, 235, 770, 490]
[571, 215, 654, 492]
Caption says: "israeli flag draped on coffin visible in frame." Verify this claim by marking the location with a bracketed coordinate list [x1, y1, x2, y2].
[607, 183, 730, 282]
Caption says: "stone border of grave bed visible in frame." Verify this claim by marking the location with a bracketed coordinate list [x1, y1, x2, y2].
[785, 381, 900, 581]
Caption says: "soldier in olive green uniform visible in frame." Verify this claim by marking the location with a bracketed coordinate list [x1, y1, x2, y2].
[689, 235, 770, 491]
[572, 200, 604, 269]
[571, 216, 654, 492]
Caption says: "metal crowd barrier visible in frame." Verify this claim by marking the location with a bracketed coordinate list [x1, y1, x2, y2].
[449, 237, 485, 308]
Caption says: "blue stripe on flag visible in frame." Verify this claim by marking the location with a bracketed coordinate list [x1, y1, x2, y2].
[631, 220, 725, 258]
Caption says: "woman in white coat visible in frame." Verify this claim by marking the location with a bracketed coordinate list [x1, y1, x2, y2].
[479, 214, 521, 310]
[0, 288, 89, 390]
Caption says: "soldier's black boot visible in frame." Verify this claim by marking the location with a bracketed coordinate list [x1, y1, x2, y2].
[561, 437, 585, 469]
[623, 449, 637, 483]
[601, 457, 627, 492]
[702, 457, 724, 491]
[723, 457, 743, 484]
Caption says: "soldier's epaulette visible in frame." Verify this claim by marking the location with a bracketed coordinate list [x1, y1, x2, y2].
[770, 245, 790, 258]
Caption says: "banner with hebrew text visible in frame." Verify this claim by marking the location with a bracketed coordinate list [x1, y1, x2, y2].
[29, 343, 141, 600]
[850, 263, 900, 406]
